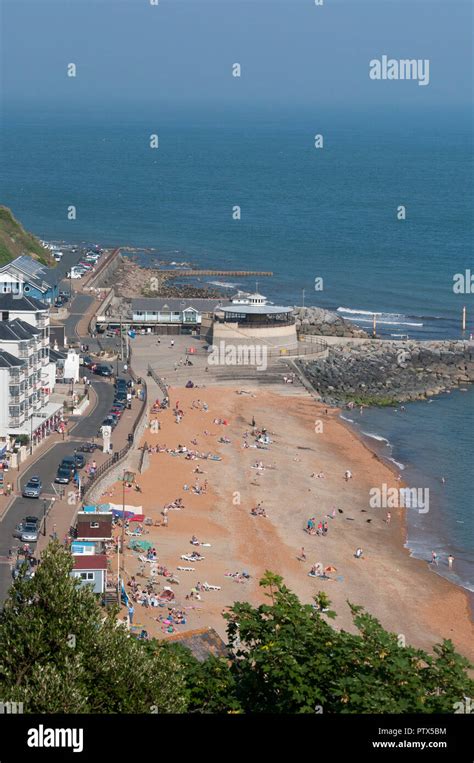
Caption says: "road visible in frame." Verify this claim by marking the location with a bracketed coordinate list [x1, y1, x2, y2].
[0, 293, 115, 604]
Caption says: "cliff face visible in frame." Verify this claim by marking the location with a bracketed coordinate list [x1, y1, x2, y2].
[299, 340, 474, 405]
[0, 206, 54, 267]
[293, 306, 369, 339]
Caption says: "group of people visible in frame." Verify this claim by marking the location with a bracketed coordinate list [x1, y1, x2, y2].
[251, 502, 267, 517]
[305, 517, 329, 536]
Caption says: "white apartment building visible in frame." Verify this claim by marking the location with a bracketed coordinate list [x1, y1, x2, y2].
[0, 294, 62, 447]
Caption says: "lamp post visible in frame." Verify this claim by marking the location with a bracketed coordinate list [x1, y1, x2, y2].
[120, 468, 126, 571]
[42, 498, 47, 537]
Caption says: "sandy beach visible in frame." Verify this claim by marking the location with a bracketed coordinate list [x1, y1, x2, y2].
[99, 385, 473, 659]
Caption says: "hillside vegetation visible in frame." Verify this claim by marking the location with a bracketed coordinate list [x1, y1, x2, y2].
[0, 206, 54, 267]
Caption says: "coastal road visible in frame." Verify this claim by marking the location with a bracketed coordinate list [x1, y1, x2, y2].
[0, 439, 84, 602]
[63, 293, 94, 343]
[0, 293, 115, 604]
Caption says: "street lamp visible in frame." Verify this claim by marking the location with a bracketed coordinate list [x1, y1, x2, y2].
[120, 468, 126, 571]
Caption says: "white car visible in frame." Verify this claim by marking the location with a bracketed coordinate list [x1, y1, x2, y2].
[67, 270, 83, 279]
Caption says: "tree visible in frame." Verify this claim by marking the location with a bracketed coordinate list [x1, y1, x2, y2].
[183, 572, 473, 714]
[0, 543, 187, 713]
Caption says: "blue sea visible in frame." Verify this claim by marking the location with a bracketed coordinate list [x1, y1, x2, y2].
[1, 109, 472, 593]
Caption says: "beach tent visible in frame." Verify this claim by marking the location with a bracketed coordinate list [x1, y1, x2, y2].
[128, 539, 153, 551]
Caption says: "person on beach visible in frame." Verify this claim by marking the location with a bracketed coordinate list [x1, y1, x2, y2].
[431, 551, 438, 566]
[345, 470, 352, 481]
[300, 547, 306, 561]
[355, 548, 363, 558]
[448, 554, 454, 569]
[386, 511, 391, 525]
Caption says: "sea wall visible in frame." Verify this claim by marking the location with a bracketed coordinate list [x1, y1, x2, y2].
[293, 306, 369, 338]
[298, 340, 474, 404]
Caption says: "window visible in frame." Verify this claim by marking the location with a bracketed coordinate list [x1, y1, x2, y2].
[1, 312, 9, 321]
[79, 572, 94, 581]
[90, 521, 99, 529]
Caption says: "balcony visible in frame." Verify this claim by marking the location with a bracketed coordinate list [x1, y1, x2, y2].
[36, 315, 48, 328]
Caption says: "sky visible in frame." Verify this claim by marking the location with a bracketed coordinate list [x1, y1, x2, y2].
[1, 0, 472, 121]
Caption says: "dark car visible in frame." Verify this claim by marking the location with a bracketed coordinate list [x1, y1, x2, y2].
[61, 454, 85, 473]
[111, 400, 125, 410]
[22, 476, 42, 498]
[115, 377, 127, 389]
[55, 466, 72, 484]
[81, 355, 96, 369]
[79, 442, 99, 453]
[94, 364, 113, 377]
[107, 412, 120, 424]
[114, 390, 127, 401]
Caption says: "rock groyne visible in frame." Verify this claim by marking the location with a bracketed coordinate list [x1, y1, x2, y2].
[299, 340, 474, 405]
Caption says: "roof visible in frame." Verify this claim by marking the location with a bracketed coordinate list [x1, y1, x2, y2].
[0, 349, 24, 369]
[5, 256, 57, 290]
[0, 319, 40, 342]
[166, 627, 229, 662]
[132, 297, 224, 313]
[222, 303, 293, 315]
[73, 554, 108, 570]
[49, 348, 67, 362]
[0, 294, 48, 312]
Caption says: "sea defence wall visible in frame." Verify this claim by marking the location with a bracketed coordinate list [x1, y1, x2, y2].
[212, 321, 298, 350]
[294, 306, 369, 339]
[87, 248, 122, 289]
[299, 339, 474, 404]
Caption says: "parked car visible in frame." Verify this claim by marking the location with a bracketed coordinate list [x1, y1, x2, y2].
[98, 416, 117, 435]
[67, 270, 82, 279]
[22, 476, 42, 498]
[78, 262, 93, 270]
[55, 466, 72, 484]
[110, 405, 124, 416]
[94, 364, 113, 377]
[61, 454, 85, 473]
[79, 442, 99, 453]
[14, 516, 40, 543]
[81, 355, 96, 369]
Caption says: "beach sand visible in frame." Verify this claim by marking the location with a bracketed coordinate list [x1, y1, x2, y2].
[100, 386, 473, 659]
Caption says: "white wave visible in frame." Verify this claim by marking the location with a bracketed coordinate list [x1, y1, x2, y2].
[338, 307, 378, 316]
[207, 280, 240, 289]
[349, 317, 423, 327]
[339, 415, 354, 423]
[362, 431, 391, 446]
[388, 457, 405, 470]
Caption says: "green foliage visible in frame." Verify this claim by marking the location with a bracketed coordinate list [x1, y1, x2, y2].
[0, 543, 187, 713]
[182, 573, 473, 714]
[0, 206, 54, 266]
[1, 554, 471, 715]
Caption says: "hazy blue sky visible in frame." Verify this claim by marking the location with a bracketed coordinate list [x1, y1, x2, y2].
[1, 0, 472, 119]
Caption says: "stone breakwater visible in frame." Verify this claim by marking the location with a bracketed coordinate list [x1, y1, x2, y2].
[293, 306, 369, 338]
[298, 340, 474, 405]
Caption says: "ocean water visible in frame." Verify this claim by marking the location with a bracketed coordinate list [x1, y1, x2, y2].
[1, 111, 472, 591]
[341, 389, 474, 596]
